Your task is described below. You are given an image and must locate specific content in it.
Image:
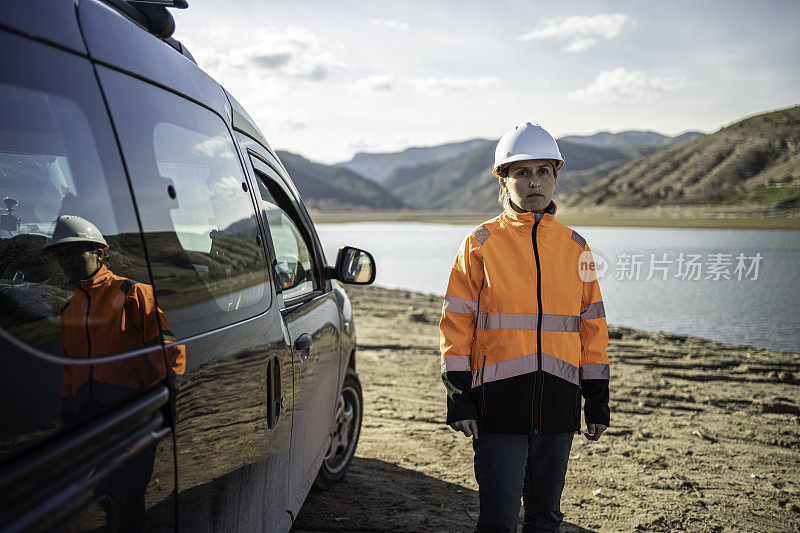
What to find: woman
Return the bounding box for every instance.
[439,122,610,532]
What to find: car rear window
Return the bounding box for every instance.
[97,68,270,340]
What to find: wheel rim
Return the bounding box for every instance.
[323,383,361,474]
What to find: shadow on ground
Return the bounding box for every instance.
[292,457,594,532]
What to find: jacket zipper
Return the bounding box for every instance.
[480,351,487,427]
[532,218,543,433]
[79,286,93,389]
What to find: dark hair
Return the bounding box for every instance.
[497,182,507,206]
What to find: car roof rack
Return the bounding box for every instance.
[102,0,188,39]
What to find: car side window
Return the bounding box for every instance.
[0,34,180,461]
[0,48,148,355]
[252,169,318,302]
[98,68,269,339]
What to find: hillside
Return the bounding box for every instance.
[337,139,489,183]
[381,139,664,210]
[561,130,703,148]
[566,106,800,210]
[382,142,497,210]
[277,151,404,210]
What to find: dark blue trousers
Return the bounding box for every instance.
[473,432,574,533]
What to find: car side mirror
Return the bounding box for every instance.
[328,246,375,285]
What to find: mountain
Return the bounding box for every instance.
[672,131,706,144]
[277,151,404,210]
[338,139,490,183]
[566,105,800,210]
[381,139,667,210]
[560,130,704,148]
[382,142,497,210]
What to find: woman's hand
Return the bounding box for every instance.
[450,419,479,440]
[584,423,607,441]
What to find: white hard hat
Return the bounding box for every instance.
[44,215,108,249]
[493,122,564,177]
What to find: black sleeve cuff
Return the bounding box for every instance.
[443,371,477,424]
[581,378,610,426]
[446,399,477,424]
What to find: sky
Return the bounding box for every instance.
[172,0,800,164]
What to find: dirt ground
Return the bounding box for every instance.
[294,286,800,532]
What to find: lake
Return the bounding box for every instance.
[316,222,800,354]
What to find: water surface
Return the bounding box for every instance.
[317,223,800,353]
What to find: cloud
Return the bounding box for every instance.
[352,75,503,95]
[353,74,396,93]
[563,38,597,53]
[192,136,236,159]
[276,119,306,131]
[518,14,633,52]
[251,53,292,69]
[251,110,308,142]
[211,175,243,201]
[185,25,344,83]
[406,76,503,95]
[243,26,344,80]
[369,18,410,33]
[292,64,329,81]
[567,68,686,103]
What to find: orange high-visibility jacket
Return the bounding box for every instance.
[440,201,610,434]
[60,265,186,405]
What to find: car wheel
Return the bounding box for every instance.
[314,367,362,489]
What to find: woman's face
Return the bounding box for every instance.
[51,243,104,282]
[501,159,556,212]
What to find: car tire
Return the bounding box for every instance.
[314,367,362,490]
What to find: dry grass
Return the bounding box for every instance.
[309,210,800,230]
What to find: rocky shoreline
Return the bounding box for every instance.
[294,285,800,532]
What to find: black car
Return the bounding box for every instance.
[0,1,375,530]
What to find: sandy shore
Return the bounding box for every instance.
[293,286,800,532]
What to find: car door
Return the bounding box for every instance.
[95,66,293,531]
[243,151,343,512]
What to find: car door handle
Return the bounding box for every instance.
[294,333,312,351]
[267,356,281,429]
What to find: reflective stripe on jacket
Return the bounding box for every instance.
[60,265,186,402]
[439,200,610,434]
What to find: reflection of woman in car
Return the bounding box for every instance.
[45,215,185,423]
[45,215,187,530]
[354,262,370,283]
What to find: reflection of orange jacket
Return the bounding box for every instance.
[60,265,185,399]
[354,265,370,283]
[440,201,610,434]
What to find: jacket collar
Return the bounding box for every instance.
[74,264,114,290]
[501,199,558,230]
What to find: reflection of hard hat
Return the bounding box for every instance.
[493,122,564,177]
[44,215,108,249]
